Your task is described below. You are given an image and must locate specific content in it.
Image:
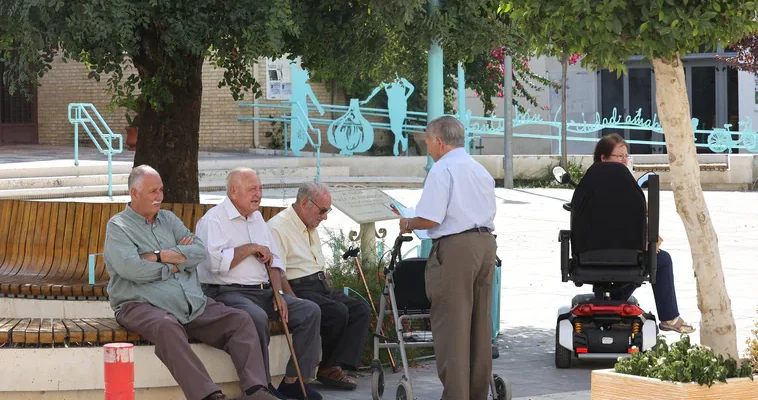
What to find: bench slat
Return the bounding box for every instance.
[40,202,61,280]
[52,318,69,344]
[3,201,30,277]
[0,318,23,344]
[70,318,99,343]
[0,200,14,269]
[61,318,83,343]
[95,318,128,342]
[11,318,32,344]
[24,318,41,345]
[39,318,54,344]
[82,318,113,343]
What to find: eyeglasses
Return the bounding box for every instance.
[309,199,332,215]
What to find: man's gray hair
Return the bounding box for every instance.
[427,115,465,147]
[296,181,330,203]
[226,167,257,192]
[128,164,160,192]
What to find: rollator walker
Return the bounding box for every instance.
[552,162,660,368]
[370,234,512,399]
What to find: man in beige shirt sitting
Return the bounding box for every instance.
[267,182,371,390]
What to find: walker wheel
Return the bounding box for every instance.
[493,374,512,400]
[396,378,413,400]
[371,363,385,400]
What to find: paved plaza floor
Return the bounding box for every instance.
[43,183,758,400]
[295,187,758,400]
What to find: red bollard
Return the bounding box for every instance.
[104,343,135,400]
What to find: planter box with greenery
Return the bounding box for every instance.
[591,335,756,400]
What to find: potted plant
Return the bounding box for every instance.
[591,333,756,399]
[107,89,143,151]
[120,93,142,150]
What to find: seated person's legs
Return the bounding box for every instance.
[653,250,694,333]
[117,299,273,400]
[591,250,694,334]
[293,283,371,389]
[183,298,276,399]
[208,288,275,382]
[116,301,220,399]
[208,286,323,400]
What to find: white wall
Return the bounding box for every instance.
[456,56,599,156]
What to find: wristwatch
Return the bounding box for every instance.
[154,250,161,263]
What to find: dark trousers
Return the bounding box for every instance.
[427,231,497,400]
[203,285,321,381]
[115,298,267,400]
[289,277,371,370]
[594,249,680,321]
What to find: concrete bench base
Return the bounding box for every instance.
[0,339,297,394]
[1,383,241,400]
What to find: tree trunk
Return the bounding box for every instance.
[651,55,738,360]
[560,53,568,168]
[132,56,203,204]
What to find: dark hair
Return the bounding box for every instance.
[593,133,627,163]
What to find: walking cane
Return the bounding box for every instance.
[264,261,308,399]
[342,247,397,371]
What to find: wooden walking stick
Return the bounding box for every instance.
[264,260,308,399]
[343,247,397,371]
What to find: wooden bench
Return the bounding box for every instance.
[0,200,284,299]
[0,317,284,347]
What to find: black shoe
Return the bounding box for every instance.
[277,379,322,400]
[268,383,288,400]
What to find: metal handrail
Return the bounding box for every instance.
[239,102,323,181]
[67,103,124,198]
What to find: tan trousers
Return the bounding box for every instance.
[426,231,496,400]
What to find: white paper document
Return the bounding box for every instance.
[392,200,431,240]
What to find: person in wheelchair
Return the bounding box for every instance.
[555,156,660,368]
[593,133,694,334]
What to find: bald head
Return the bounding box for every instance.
[226,167,258,193]
[226,167,263,217]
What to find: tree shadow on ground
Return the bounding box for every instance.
[314,325,618,400]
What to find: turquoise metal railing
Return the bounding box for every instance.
[67,103,124,198]
[238,101,323,181]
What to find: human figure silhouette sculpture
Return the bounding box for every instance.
[363,75,415,156]
[289,63,325,156]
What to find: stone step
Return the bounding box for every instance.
[0,166,350,190]
[0,156,307,180]
[0,176,423,200]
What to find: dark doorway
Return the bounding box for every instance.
[0,62,38,144]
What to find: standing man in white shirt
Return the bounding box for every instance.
[195,168,322,400]
[399,116,497,400]
[267,182,371,390]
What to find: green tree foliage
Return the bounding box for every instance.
[502,1,755,75]
[1,0,543,201]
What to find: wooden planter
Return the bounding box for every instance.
[591,368,757,400]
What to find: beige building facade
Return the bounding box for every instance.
[1,55,368,153]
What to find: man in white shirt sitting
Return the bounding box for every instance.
[195,168,322,400]
[267,182,371,390]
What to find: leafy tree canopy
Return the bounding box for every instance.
[502,0,757,75]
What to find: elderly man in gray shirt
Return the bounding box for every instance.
[104,165,277,400]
